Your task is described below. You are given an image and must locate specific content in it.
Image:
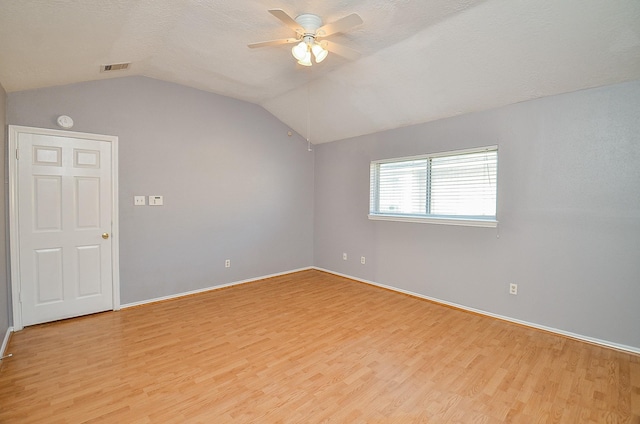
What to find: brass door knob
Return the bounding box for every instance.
[102,233,109,240]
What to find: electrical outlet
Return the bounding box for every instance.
[343,253,347,260]
[134,196,146,206]
[509,283,518,295]
[361,256,366,264]
[225,259,231,268]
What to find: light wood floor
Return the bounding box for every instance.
[1,270,638,423]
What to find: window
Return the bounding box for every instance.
[369,146,498,227]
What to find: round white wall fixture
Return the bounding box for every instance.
[56,115,74,129]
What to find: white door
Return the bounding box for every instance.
[9,126,119,328]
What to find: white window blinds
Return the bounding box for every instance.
[370,146,498,226]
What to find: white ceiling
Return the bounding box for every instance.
[1,0,639,144]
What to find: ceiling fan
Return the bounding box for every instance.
[248,9,363,66]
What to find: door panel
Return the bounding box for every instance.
[75,177,101,228]
[33,176,62,230]
[76,245,102,297]
[35,248,64,304]
[33,145,62,166]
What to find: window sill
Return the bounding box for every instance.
[368,214,498,228]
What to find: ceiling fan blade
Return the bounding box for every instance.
[268,9,303,33]
[321,40,361,61]
[248,38,299,49]
[317,13,363,37]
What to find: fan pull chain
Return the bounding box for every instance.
[307,82,312,151]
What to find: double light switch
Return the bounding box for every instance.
[134,195,163,206]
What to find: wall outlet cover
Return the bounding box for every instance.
[149,195,163,206]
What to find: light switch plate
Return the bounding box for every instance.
[134,196,146,206]
[149,195,163,206]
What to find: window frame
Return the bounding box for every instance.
[369,146,498,228]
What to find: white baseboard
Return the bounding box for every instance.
[1,326,13,358]
[121,267,314,309]
[118,265,639,355]
[313,267,640,356]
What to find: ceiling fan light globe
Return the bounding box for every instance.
[311,43,328,63]
[292,42,309,61]
[297,50,313,66]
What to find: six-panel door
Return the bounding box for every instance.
[17,132,113,326]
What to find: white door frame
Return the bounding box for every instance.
[8,125,120,331]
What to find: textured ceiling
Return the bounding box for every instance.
[1,0,639,143]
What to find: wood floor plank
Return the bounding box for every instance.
[1,269,638,423]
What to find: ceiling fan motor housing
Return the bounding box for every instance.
[295,14,323,36]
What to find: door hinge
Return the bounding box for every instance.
[16,149,19,160]
[18,291,22,302]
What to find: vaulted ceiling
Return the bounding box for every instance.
[1,0,639,143]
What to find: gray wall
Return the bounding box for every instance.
[0,82,9,337]
[5,75,639,351]
[314,80,640,350]
[7,76,314,304]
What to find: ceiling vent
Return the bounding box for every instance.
[100,63,130,72]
